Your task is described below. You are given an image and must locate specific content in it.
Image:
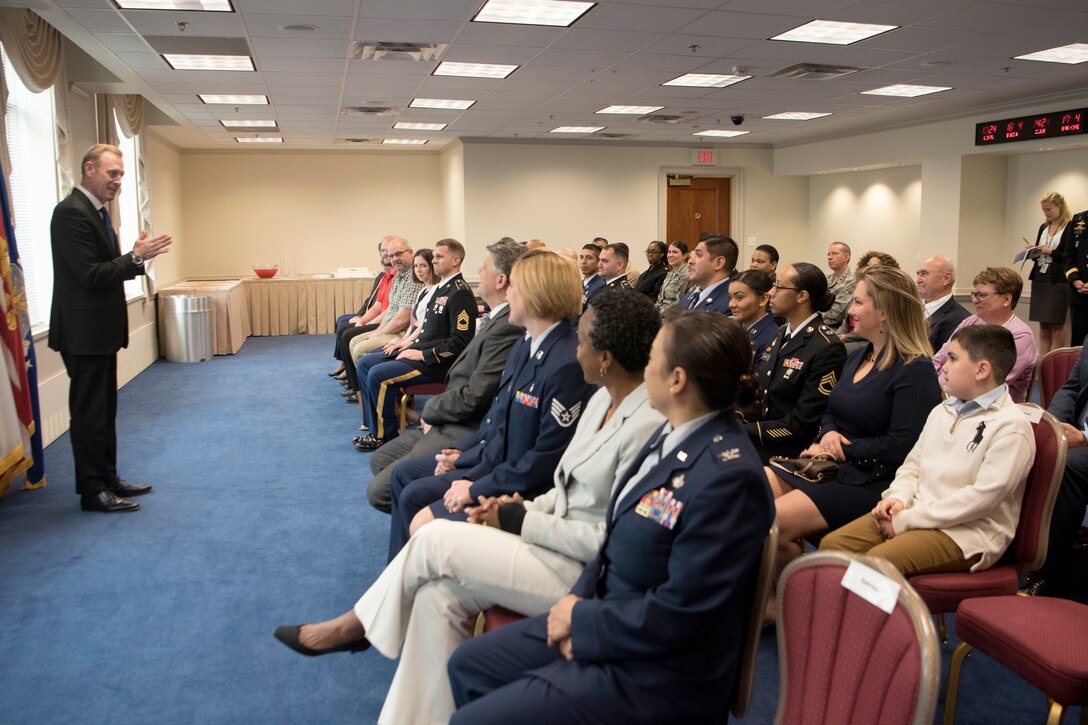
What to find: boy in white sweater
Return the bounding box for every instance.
[821,324,1035,575]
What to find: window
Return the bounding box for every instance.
[2,45,60,332]
[113,110,143,299]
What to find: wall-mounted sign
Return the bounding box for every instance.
[692,148,717,165]
[975,108,1086,146]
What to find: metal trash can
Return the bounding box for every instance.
[160,295,213,363]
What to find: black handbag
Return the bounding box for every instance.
[769,454,839,483]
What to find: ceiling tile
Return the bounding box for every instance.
[577,4,708,33]
[355,0,479,21]
[674,11,811,40]
[233,0,357,16]
[242,14,356,40]
[531,48,631,68]
[352,18,464,43]
[249,37,350,58]
[122,9,245,35]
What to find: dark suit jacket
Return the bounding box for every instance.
[48,189,143,355]
[1048,340,1088,425]
[422,305,523,429]
[1062,211,1088,308]
[677,276,733,315]
[634,264,666,299]
[927,295,971,353]
[452,323,595,501]
[524,413,772,722]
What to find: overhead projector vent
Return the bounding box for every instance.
[772,63,864,80]
[351,42,447,62]
[637,111,697,124]
[337,138,376,144]
[599,133,635,139]
[341,106,400,117]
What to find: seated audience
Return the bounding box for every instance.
[634,240,668,300]
[741,262,846,462]
[765,265,941,590]
[824,241,855,330]
[750,243,779,283]
[354,240,476,451]
[677,235,737,314]
[341,237,422,402]
[728,269,777,355]
[654,240,690,312]
[365,240,526,512]
[821,325,1034,576]
[1032,337,1088,600]
[273,290,664,724]
[444,311,774,725]
[385,249,595,559]
[578,243,603,312]
[329,238,393,377]
[916,255,970,353]
[932,266,1036,403]
[597,243,634,293]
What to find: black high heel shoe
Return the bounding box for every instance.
[273,625,371,656]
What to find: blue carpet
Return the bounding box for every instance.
[0,335,1068,724]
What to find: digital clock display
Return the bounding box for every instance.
[976,108,1087,145]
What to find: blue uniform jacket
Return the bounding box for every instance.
[526,412,774,721]
[581,275,605,311]
[677,277,733,315]
[452,322,595,501]
[747,313,778,357]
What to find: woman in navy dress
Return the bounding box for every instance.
[728,269,778,356]
[446,312,774,725]
[765,265,941,584]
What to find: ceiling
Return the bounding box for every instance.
[18,0,1088,150]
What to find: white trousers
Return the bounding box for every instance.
[354,519,581,725]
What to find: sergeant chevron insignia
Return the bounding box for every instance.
[550,399,582,428]
[456,310,471,331]
[818,371,837,395]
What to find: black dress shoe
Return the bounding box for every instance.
[344,393,359,403]
[354,435,387,452]
[110,478,152,497]
[81,491,140,513]
[273,625,370,657]
[327,367,345,377]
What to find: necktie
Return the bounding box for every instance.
[99,208,120,254]
[687,289,701,309]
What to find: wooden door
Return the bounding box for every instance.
[666,177,731,249]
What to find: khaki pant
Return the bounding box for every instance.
[820,515,980,576]
[349,332,396,364]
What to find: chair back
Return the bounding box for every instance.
[1007,406,1067,571]
[729,520,778,718]
[1038,346,1082,409]
[774,552,940,725]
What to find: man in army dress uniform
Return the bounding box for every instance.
[1063,208,1088,345]
[355,239,477,450]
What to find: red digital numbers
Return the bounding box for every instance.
[1062,113,1082,133]
[977,108,1087,145]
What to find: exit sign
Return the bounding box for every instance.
[692,148,717,165]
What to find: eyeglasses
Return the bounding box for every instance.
[772,282,801,292]
[970,290,1004,300]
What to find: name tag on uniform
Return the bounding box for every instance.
[515,390,540,409]
[635,487,684,530]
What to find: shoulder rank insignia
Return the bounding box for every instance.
[456,309,471,331]
[718,448,741,463]
[550,399,582,428]
[818,371,837,396]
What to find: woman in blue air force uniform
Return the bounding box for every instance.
[446,311,775,725]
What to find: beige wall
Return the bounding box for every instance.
[807,166,922,270]
[177,150,444,277]
[460,141,809,266]
[145,132,185,287]
[1006,147,1088,247]
[440,141,466,244]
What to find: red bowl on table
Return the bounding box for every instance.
[253,265,279,279]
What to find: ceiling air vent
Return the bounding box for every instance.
[772,63,864,80]
[341,106,401,117]
[351,42,447,62]
[637,111,698,124]
[337,138,375,144]
[599,133,635,139]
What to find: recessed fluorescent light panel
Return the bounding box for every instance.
[382,139,428,145]
[235,137,282,143]
[1015,43,1088,64]
[861,84,951,97]
[662,73,748,88]
[393,122,447,131]
[596,105,664,114]
[164,54,254,71]
[221,120,277,128]
[200,94,268,104]
[433,62,517,79]
[473,0,594,27]
[550,126,604,133]
[410,98,475,110]
[763,112,833,120]
[772,20,896,45]
[114,0,233,10]
[694,130,749,138]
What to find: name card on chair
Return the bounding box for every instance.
[841,560,900,614]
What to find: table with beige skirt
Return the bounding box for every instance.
[242,274,377,336]
[157,279,250,355]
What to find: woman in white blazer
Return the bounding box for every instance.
[274,289,664,725]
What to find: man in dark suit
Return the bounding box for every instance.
[577,243,603,313]
[354,239,477,450]
[49,144,172,513]
[1036,338,1088,599]
[366,240,527,512]
[1062,209,1088,345]
[677,235,737,314]
[916,255,970,353]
